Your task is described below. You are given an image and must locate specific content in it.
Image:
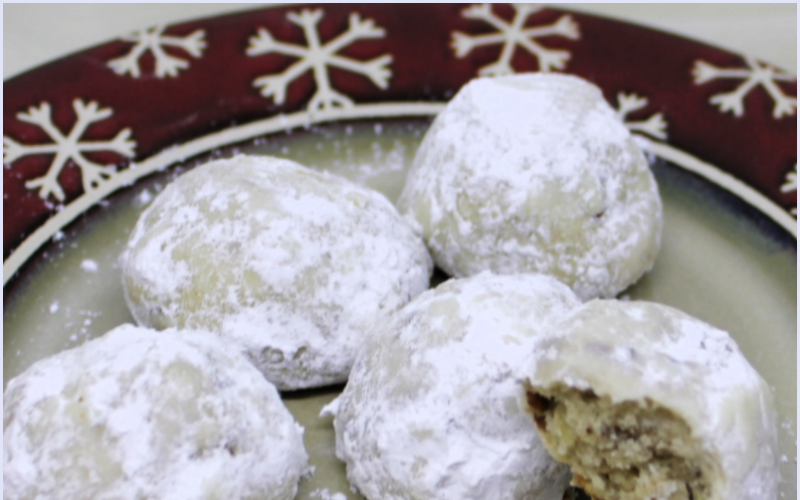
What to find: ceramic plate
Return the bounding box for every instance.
[3,4,796,499]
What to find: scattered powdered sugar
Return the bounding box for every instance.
[309,488,348,500]
[136,188,153,207]
[780,419,796,438]
[120,155,432,390]
[3,324,309,500]
[528,299,779,500]
[398,73,662,300]
[79,259,99,273]
[331,272,581,500]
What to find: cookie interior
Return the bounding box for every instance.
[525,383,720,500]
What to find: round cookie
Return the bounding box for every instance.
[398,73,662,300]
[121,155,432,390]
[3,324,309,500]
[327,272,582,500]
[524,300,778,500]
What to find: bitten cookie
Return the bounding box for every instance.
[327,272,581,500]
[524,300,778,500]
[3,324,309,500]
[398,73,662,300]
[120,155,432,390]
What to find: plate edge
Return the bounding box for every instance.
[3,102,796,287]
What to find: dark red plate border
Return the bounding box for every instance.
[4,4,796,271]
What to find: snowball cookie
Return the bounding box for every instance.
[524,300,778,500]
[326,272,582,500]
[3,324,309,500]
[398,73,662,300]
[121,155,432,390]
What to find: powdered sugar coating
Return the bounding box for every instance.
[120,155,432,390]
[3,324,309,500]
[398,73,662,300]
[327,272,582,500]
[527,300,779,500]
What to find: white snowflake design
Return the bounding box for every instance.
[780,164,797,216]
[108,25,206,78]
[3,99,136,202]
[692,56,796,119]
[615,93,668,140]
[246,9,392,111]
[451,3,579,76]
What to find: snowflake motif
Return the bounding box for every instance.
[692,56,796,119]
[108,25,206,78]
[246,9,392,111]
[451,3,580,76]
[780,164,797,216]
[614,93,668,140]
[3,99,136,202]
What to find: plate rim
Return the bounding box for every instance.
[3,101,797,287]
[3,4,797,288]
